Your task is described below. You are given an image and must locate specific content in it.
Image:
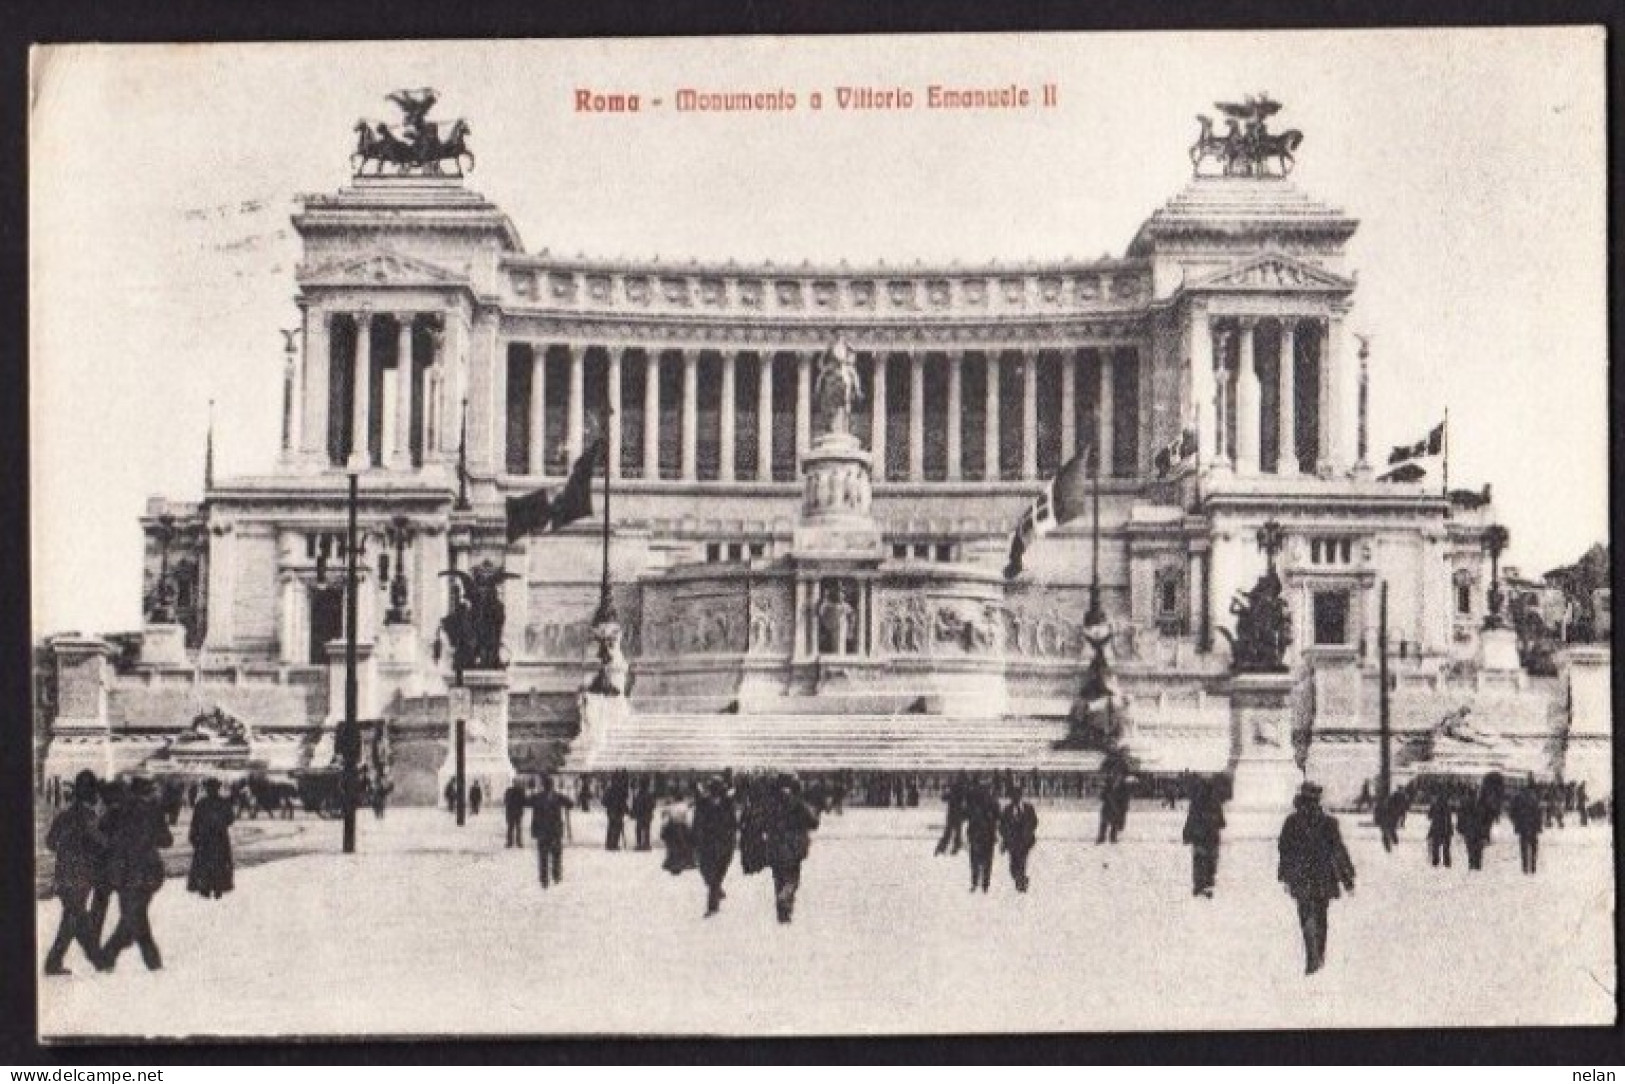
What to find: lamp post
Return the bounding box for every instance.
[382,516,413,625]
[1377,580,1392,805]
[341,470,362,854]
[1482,523,1510,630]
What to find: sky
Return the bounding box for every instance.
[28,30,1609,638]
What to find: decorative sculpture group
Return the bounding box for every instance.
[437,560,518,678]
[1224,521,1294,674]
[1190,93,1303,178]
[352,89,475,177]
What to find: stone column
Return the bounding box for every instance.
[757,351,774,480]
[607,347,623,480]
[1191,310,1218,470]
[529,345,547,475]
[644,350,661,480]
[946,351,963,480]
[908,352,925,482]
[1214,329,1232,470]
[391,316,415,469]
[1021,350,1038,479]
[795,350,813,465]
[1319,313,1345,475]
[301,305,330,459]
[681,348,698,482]
[439,312,466,457]
[1236,318,1261,474]
[1060,350,1078,462]
[870,352,888,477]
[719,349,736,482]
[984,350,1002,481]
[349,312,373,470]
[1098,348,1115,476]
[566,345,585,466]
[1278,320,1298,475]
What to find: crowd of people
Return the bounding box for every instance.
[42,770,237,977]
[43,760,1602,980]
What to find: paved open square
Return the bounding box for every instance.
[36,806,1614,1037]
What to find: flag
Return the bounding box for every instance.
[504,437,602,541]
[504,487,552,543]
[1379,420,1445,482]
[1004,449,1094,579]
[547,437,601,530]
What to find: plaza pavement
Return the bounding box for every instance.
[35,805,1615,1037]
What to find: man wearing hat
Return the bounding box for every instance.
[692,776,739,917]
[101,776,174,971]
[42,770,108,975]
[762,774,821,924]
[997,783,1039,892]
[1276,780,1356,975]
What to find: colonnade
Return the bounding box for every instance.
[507,344,1140,483]
[1191,313,1338,476]
[302,310,457,470]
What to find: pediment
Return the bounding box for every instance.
[1188,252,1353,294]
[298,249,465,287]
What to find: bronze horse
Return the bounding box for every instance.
[1190,115,1303,177]
[351,118,475,176]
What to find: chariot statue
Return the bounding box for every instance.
[1190,93,1303,178]
[352,88,475,177]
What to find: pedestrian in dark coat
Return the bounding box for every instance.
[603,775,630,851]
[964,780,1000,893]
[1457,796,1490,871]
[101,777,174,971]
[997,785,1039,892]
[632,779,657,851]
[1182,778,1227,897]
[577,776,595,814]
[1576,782,1590,826]
[1426,794,1454,868]
[529,777,574,889]
[43,771,108,975]
[444,778,457,814]
[692,778,738,916]
[935,774,966,857]
[1097,774,1129,844]
[1374,790,1401,852]
[502,779,527,847]
[186,778,235,899]
[1508,787,1542,874]
[469,781,483,816]
[1276,781,1356,975]
[762,776,821,923]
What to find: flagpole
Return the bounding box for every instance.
[1086,440,1104,627]
[594,395,615,626]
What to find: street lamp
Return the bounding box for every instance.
[340,470,365,854]
[382,516,414,625]
[1482,523,1510,630]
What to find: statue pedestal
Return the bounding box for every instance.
[793,431,882,559]
[138,623,188,668]
[438,669,515,798]
[376,622,425,700]
[42,636,116,784]
[1227,672,1301,812]
[569,691,630,774]
[1478,626,1521,673]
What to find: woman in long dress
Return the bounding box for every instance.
[187,778,236,899]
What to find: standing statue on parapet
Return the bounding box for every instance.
[815,336,863,437]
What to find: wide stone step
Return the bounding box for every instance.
[564,711,1105,774]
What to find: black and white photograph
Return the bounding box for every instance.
[27,30,1612,1039]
